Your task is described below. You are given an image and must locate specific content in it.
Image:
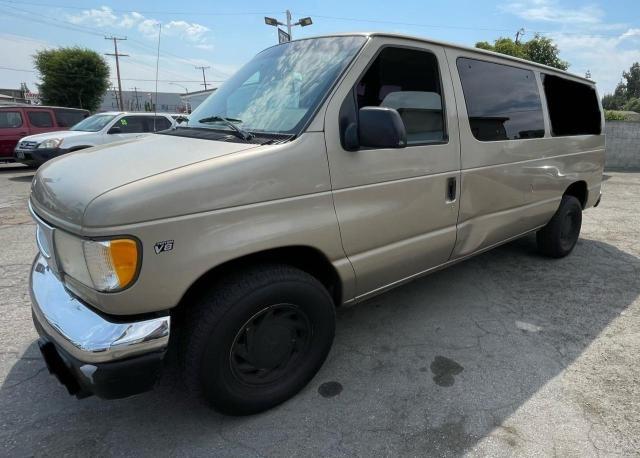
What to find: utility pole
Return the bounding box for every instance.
[131,86,140,111]
[515,28,525,45]
[195,66,210,90]
[105,36,128,111]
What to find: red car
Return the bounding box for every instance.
[0,106,89,162]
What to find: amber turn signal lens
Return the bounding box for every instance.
[109,239,139,289]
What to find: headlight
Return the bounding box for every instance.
[83,239,139,291]
[37,138,63,149]
[54,231,140,292]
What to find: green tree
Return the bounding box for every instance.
[476,37,527,59]
[622,62,640,99]
[623,97,640,113]
[602,82,628,110]
[475,34,569,70]
[34,47,110,111]
[601,62,640,110]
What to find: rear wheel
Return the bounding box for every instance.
[182,264,335,415]
[536,195,582,258]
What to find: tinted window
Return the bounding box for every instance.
[543,74,601,136]
[457,58,545,141]
[27,110,54,128]
[116,116,148,133]
[0,111,22,128]
[357,47,445,144]
[152,116,172,131]
[54,109,87,128]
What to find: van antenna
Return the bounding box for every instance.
[154,22,162,131]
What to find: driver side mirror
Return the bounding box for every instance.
[108,126,122,134]
[345,106,407,150]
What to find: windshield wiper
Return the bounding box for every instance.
[197,116,254,141]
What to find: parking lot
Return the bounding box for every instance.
[0,163,638,456]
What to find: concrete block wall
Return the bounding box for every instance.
[605,121,640,170]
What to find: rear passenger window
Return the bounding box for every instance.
[457,58,545,141]
[0,111,22,128]
[27,111,54,128]
[357,47,446,145]
[151,117,172,131]
[117,116,148,133]
[54,109,87,128]
[542,74,601,136]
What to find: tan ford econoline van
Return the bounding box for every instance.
[28,33,604,414]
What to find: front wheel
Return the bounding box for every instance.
[536,195,582,258]
[182,264,335,415]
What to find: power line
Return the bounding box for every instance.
[0,0,634,39]
[0,65,223,83]
[0,3,232,81]
[0,0,279,16]
[302,13,635,38]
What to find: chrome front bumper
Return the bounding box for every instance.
[30,254,170,364]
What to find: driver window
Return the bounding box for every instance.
[357,47,446,144]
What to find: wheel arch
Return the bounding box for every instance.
[174,245,344,315]
[563,180,588,209]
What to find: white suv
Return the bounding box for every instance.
[14,112,176,166]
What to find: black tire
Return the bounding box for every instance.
[182,264,335,415]
[536,195,582,258]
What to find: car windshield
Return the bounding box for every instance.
[70,114,117,132]
[187,36,366,135]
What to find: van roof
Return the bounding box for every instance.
[282,32,594,85]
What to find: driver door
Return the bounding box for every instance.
[324,37,461,299]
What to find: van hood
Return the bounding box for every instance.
[30,133,259,228]
[22,130,92,143]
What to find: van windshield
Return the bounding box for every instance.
[71,114,117,132]
[187,36,366,135]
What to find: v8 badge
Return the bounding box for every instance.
[154,240,174,254]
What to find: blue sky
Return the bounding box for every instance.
[1,0,639,95]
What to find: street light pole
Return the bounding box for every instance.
[169,82,190,113]
[264,11,313,42]
[286,10,292,37]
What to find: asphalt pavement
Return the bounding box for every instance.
[1,163,638,456]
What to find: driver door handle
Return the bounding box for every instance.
[446,177,457,203]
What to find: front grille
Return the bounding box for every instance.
[18,140,38,150]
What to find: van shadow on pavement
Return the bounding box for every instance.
[1,235,638,455]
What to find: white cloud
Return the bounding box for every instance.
[550,29,640,94]
[67,6,118,28]
[67,6,213,49]
[164,21,210,43]
[194,43,215,51]
[138,18,161,39]
[121,12,144,29]
[502,0,603,24]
